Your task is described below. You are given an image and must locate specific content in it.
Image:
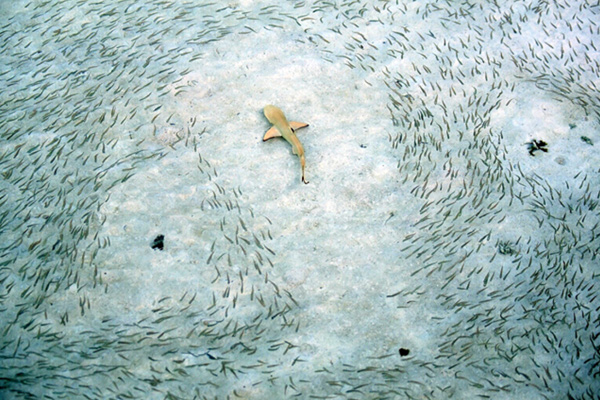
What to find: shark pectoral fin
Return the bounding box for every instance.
[263,126,282,141]
[290,121,309,131]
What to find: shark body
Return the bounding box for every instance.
[262,105,310,184]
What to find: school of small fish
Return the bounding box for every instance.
[1,0,599,399]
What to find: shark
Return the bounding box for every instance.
[262,104,310,184]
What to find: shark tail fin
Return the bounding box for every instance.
[263,126,282,141]
[301,155,308,184]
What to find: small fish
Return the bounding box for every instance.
[262,105,310,184]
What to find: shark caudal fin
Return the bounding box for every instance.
[301,167,308,184]
[300,155,308,184]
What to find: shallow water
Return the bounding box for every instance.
[1,0,600,399]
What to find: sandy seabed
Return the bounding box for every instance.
[1,0,600,399]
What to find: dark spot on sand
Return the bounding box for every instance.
[526,139,548,156]
[151,234,164,250]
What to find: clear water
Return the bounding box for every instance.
[1,0,599,399]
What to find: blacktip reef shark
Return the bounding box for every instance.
[262,104,310,184]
